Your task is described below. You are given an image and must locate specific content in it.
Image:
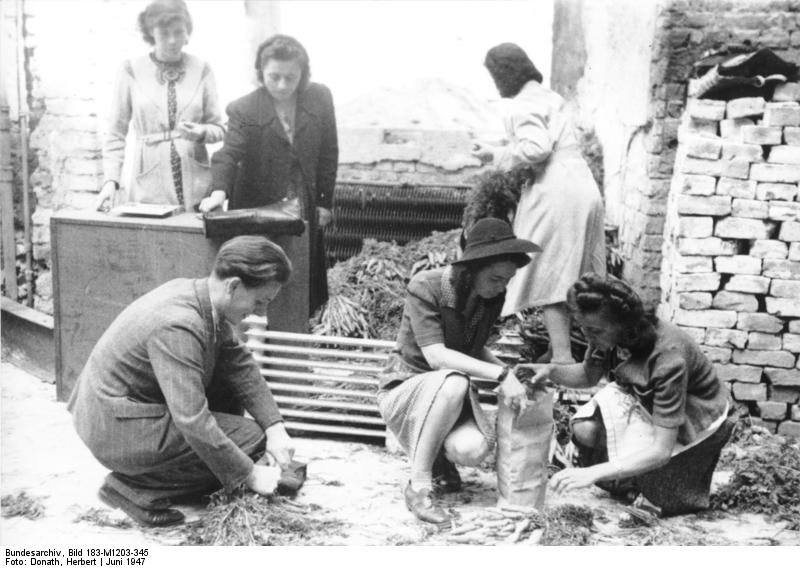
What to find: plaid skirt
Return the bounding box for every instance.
[377,366,495,461]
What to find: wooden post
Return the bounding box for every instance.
[0,0,18,300]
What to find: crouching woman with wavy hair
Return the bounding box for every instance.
[527,273,735,516]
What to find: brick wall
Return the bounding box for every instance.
[660,89,800,437]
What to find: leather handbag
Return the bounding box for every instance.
[202,197,305,238]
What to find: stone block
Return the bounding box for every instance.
[784,126,800,145]
[750,418,778,433]
[751,239,789,259]
[685,136,721,160]
[689,99,726,121]
[783,333,800,353]
[765,367,800,386]
[732,382,767,401]
[752,163,800,183]
[757,401,788,420]
[679,292,712,310]
[771,279,800,298]
[675,272,722,291]
[773,82,800,102]
[685,117,719,137]
[769,386,800,403]
[731,199,769,219]
[779,221,800,241]
[714,255,761,275]
[790,243,800,261]
[737,312,784,333]
[768,145,800,164]
[768,201,800,221]
[726,275,770,294]
[766,297,800,317]
[756,182,797,201]
[748,332,783,350]
[716,363,763,383]
[763,102,800,127]
[720,117,755,140]
[713,291,758,312]
[716,177,756,198]
[679,175,716,195]
[726,97,766,119]
[733,350,795,368]
[791,321,800,334]
[778,421,800,437]
[715,217,769,239]
[674,309,736,328]
[701,346,732,363]
[741,125,783,145]
[678,216,713,237]
[680,157,723,177]
[677,237,735,256]
[676,256,713,273]
[721,159,751,179]
[705,328,748,349]
[793,404,800,421]
[677,195,732,216]
[763,259,800,279]
[721,142,764,162]
[679,326,706,344]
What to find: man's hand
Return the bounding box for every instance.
[198,190,226,213]
[245,463,281,495]
[498,373,528,418]
[265,422,295,468]
[317,207,333,227]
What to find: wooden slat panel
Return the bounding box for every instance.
[283,421,386,438]
[247,328,395,349]
[267,381,376,399]
[261,368,377,386]
[252,353,385,374]
[253,343,390,361]
[272,394,379,413]
[280,408,385,425]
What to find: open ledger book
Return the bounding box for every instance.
[110,203,182,218]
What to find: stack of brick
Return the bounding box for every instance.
[660,83,800,437]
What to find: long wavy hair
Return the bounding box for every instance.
[566,273,658,357]
[484,43,543,98]
[449,253,530,313]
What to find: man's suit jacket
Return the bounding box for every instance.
[67,278,283,491]
[209,83,339,212]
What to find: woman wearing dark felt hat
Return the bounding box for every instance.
[377,218,543,525]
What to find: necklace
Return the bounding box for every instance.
[149,53,186,85]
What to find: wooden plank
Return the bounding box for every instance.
[246,327,395,349]
[254,343,390,361]
[279,408,385,426]
[283,421,386,438]
[272,395,378,413]
[266,381,376,399]
[251,353,385,374]
[261,368,378,386]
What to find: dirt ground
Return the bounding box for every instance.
[1,360,798,547]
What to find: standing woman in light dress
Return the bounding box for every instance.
[473,42,606,365]
[96,0,225,212]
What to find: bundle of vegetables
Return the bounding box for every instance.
[312,230,460,340]
[1,490,45,520]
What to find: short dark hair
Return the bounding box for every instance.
[137,0,193,45]
[254,35,311,91]
[213,236,293,288]
[484,43,543,98]
[567,273,657,357]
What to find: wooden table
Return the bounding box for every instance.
[51,210,309,401]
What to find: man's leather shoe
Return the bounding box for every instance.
[98,484,184,527]
[432,453,462,493]
[403,482,450,526]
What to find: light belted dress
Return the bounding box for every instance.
[494,80,606,315]
[102,53,225,211]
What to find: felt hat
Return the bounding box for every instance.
[453,218,540,265]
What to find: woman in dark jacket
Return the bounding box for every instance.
[202,35,338,314]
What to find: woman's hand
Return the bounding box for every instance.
[499,373,528,417]
[471,142,495,164]
[95,180,118,211]
[198,190,226,213]
[518,363,555,391]
[177,121,207,142]
[317,207,332,227]
[549,466,601,494]
[265,422,295,468]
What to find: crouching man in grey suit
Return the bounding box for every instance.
[68,236,296,527]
